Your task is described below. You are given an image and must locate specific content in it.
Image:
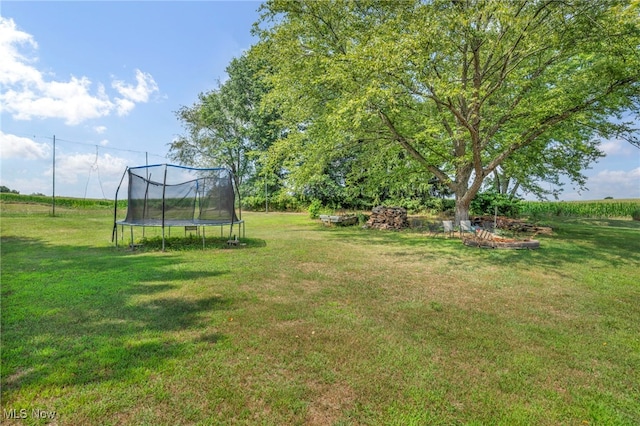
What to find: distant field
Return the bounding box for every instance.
[2,200,639,425]
[520,198,640,219]
[0,193,126,210]
[3,193,639,220]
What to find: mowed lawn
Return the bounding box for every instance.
[1,202,639,425]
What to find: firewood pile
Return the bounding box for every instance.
[471,216,553,235]
[365,206,410,230]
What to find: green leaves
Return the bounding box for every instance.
[169,52,283,199]
[255,0,640,217]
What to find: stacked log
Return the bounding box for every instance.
[471,216,553,235]
[366,206,410,230]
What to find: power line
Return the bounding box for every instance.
[56,136,168,159]
[9,132,169,159]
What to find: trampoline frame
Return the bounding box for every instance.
[112,164,243,250]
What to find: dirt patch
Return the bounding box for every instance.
[305,383,355,425]
[2,367,35,390]
[305,381,356,425]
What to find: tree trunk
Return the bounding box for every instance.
[509,181,520,198]
[454,194,471,224]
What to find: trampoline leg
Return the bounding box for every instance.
[130,226,134,249]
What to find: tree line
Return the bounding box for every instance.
[169,0,640,221]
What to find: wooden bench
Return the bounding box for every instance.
[476,229,495,240]
[320,214,358,226]
[184,225,199,236]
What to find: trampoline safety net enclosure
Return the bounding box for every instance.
[113,164,244,249]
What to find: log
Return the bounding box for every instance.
[365,206,410,230]
[470,216,552,235]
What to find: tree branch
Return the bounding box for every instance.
[486,76,638,173]
[377,109,453,188]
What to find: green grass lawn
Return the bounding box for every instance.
[1,202,639,425]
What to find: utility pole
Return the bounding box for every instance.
[52,135,56,216]
[265,177,268,213]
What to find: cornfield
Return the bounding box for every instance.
[0,193,127,209]
[521,199,640,219]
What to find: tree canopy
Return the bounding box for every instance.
[254,0,640,221]
[168,53,281,194]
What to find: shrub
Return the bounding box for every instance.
[632,209,640,221]
[357,212,370,225]
[471,191,521,217]
[270,192,301,211]
[242,193,301,212]
[241,195,266,212]
[308,199,322,219]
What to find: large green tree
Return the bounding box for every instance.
[169,53,280,194]
[255,0,640,221]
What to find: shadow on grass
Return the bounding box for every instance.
[130,236,268,252]
[315,219,640,270]
[1,236,236,392]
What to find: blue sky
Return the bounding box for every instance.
[1,1,261,199]
[1,1,639,201]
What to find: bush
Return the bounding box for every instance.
[357,212,370,225]
[471,191,521,217]
[242,195,267,212]
[270,192,301,211]
[632,209,640,221]
[308,199,322,219]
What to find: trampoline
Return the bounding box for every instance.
[112,164,244,250]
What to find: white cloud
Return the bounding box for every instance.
[113,69,159,103]
[0,131,50,159]
[0,17,159,125]
[0,17,40,86]
[114,98,136,116]
[2,77,115,125]
[94,126,107,134]
[45,152,129,184]
[577,167,640,200]
[0,175,50,196]
[600,139,633,156]
[1,154,130,198]
[547,164,640,201]
[595,168,640,184]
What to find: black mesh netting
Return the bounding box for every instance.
[119,164,238,226]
